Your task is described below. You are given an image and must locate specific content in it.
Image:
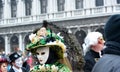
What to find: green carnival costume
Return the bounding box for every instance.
[26,21,72,72]
[30,62,71,72]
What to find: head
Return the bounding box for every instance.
[104,14,120,43]
[83,32,105,55]
[33,43,65,64]
[14,47,19,52]
[36,46,49,64]
[26,25,66,64]
[0,56,8,72]
[9,52,23,69]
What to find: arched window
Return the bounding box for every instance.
[11,0,17,17]
[117,0,120,4]
[57,0,65,11]
[10,35,18,52]
[0,36,5,52]
[40,0,47,14]
[25,0,32,16]
[95,0,104,6]
[75,0,83,9]
[0,0,3,19]
[24,34,30,47]
[75,30,86,47]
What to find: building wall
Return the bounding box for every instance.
[0,0,120,54]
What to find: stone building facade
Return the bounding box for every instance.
[0,0,120,54]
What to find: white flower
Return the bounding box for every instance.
[51,65,58,72]
[29,33,36,41]
[57,32,63,39]
[39,64,46,71]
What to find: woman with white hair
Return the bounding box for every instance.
[83,32,105,72]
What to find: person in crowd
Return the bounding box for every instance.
[26,52,33,68]
[92,14,120,72]
[22,52,31,72]
[26,20,72,72]
[14,47,23,56]
[0,55,9,72]
[22,60,30,72]
[82,32,105,72]
[9,52,27,72]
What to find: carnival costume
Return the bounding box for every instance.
[26,21,72,72]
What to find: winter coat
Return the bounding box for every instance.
[83,49,100,72]
[92,41,120,72]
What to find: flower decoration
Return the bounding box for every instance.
[30,64,59,72]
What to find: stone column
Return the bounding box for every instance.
[17,0,25,17]
[84,0,93,8]
[111,0,116,5]
[64,0,75,17]
[47,0,57,13]
[104,0,112,6]
[87,27,91,33]
[32,0,40,15]
[19,34,23,51]
[65,0,75,11]
[3,0,11,19]
[5,35,10,54]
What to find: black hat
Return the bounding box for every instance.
[9,52,21,62]
[104,14,120,42]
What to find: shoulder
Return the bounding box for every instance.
[9,68,15,72]
[84,51,94,61]
[21,67,27,72]
[92,54,120,72]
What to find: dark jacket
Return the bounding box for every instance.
[22,61,30,72]
[9,67,27,72]
[83,49,100,72]
[92,41,120,72]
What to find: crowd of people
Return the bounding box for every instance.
[0,47,32,72]
[0,14,120,72]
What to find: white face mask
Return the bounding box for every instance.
[15,57,23,68]
[36,47,49,64]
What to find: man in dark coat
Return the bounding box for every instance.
[83,32,105,72]
[9,52,27,72]
[92,14,120,72]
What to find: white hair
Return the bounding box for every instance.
[83,32,103,56]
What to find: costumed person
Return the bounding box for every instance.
[82,32,105,72]
[9,52,27,72]
[92,14,120,72]
[26,21,72,72]
[0,55,9,72]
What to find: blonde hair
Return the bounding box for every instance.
[59,57,72,71]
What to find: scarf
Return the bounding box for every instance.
[103,41,120,55]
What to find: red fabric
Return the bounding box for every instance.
[0,58,7,63]
[27,56,33,68]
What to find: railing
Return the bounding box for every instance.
[0,4,120,27]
